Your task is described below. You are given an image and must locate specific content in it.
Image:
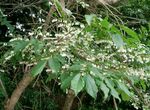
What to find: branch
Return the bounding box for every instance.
[0,78,8,100]
[4,73,34,110]
[43,5,56,31]
[113,97,118,110]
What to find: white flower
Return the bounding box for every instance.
[37,26,42,29]
[80,24,85,28]
[62,64,69,69]
[28,32,34,36]
[118,47,126,53]
[38,18,42,23]
[52,19,58,22]
[49,1,52,5]
[58,23,64,27]
[16,22,23,29]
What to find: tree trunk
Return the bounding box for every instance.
[4,73,34,110]
[62,89,75,110]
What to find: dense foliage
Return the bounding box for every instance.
[0,0,150,110]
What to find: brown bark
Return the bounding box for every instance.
[4,73,34,110]
[43,5,55,31]
[62,89,75,110]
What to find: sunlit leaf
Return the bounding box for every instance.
[121,91,130,101]
[101,18,112,29]
[112,34,124,48]
[121,26,140,44]
[121,26,138,38]
[53,0,65,17]
[85,14,95,25]
[140,80,146,91]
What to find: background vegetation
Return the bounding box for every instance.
[0,0,150,110]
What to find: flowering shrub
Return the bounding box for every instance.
[1,15,150,109]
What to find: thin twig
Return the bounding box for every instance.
[0,78,8,99]
[113,97,118,110]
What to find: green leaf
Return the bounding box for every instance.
[0,16,14,32]
[46,73,57,83]
[89,66,99,74]
[111,34,124,48]
[89,66,104,80]
[85,14,95,25]
[117,81,131,97]
[85,74,98,99]
[105,79,121,101]
[69,64,82,71]
[55,54,66,64]
[121,91,130,101]
[111,88,121,101]
[121,26,138,37]
[31,39,44,55]
[100,82,109,100]
[61,73,75,90]
[53,0,66,18]
[101,18,112,29]
[10,40,29,53]
[48,57,61,73]
[121,26,140,42]
[140,80,146,91]
[111,26,121,35]
[71,74,85,95]
[31,60,47,77]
